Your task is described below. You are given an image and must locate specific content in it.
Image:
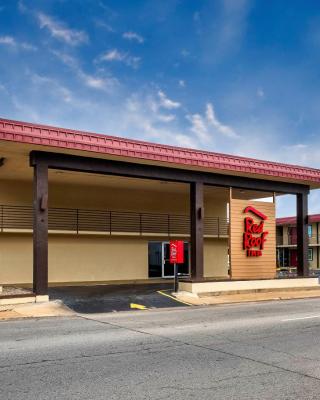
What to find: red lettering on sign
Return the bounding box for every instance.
[243,207,269,257]
[170,240,184,264]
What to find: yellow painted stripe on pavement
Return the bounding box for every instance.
[130,303,148,310]
[157,290,193,306]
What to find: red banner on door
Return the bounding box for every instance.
[169,240,184,264]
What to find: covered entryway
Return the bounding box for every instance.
[30,150,310,297]
[0,119,316,303]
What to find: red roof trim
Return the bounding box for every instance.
[1,117,320,184]
[276,214,320,225]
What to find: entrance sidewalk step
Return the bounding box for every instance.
[176,288,320,306]
[198,286,320,298]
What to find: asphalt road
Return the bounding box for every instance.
[2,298,320,399]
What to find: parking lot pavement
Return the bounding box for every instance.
[49,283,190,313]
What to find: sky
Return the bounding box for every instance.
[0,0,320,217]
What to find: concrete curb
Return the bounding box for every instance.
[175,289,320,306]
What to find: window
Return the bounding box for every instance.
[308,225,313,238]
[308,248,313,262]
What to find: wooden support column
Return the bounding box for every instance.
[190,181,204,280]
[33,162,48,295]
[296,192,309,277]
[317,222,319,269]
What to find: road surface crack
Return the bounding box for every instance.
[79,315,320,384]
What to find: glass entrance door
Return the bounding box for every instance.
[148,241,190,278]
[162,242,190,278]
[162,242,174,278]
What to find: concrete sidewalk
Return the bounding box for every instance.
[175,287,320,305]
[2,286,320,321]
[0,300,75,320]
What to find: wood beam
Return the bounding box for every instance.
[33,162,48,295]
[296,192,309,277]
[30,151,310,195]
[190,182,204,280]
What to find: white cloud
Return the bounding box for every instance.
[20,42,37,51]
[0,36,15,46]
[37,12,88,46]
[0,35,37,51]
[79,71,117,91]
[206,103,238,138]
[122,31,144,43]
[99,49,141,68]
[17,0,27,13]
[186,113,210,142]
[51,50,77,68]
[181,49,190,57]
[158,90,181,109]
[186,102,239,144]
[193,11,201,22]
[142,91,180,123]
[257,88,265,98]
[94,19,115,32]
[124,94,197,148]
[52,50,118,92]
[30,73,72,103]
[286,143,308,150]
[200,0,251,63]
[0,83,7,92]
[157,114,176,123]
[101,49,125,62]
[140,90,181,123]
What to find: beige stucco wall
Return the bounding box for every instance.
[0,179,227,217]
[0,234,228,285]
[204,238,229,278]
[0,234,32,284]
[309,247,318,269]
[0,234,148,284]
[282,225,289,245]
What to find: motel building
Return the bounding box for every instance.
[276,214,320,273]
[1,117,320,303]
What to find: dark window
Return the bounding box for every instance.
[148,242,162,277]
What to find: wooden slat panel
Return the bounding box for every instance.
[230,198,276,279]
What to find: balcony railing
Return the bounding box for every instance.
[288,235,297,245]
[0,205,229,237]
[276,234,319,246]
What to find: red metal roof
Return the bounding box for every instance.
[276,214,320,225]
[1,117,320,185]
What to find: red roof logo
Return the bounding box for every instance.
[244,206,268,221]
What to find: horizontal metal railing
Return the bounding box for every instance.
[276,234,319,246]
[0,205,229,237]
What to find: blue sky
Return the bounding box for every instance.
[0,0,320,216]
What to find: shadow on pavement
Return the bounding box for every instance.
[49,283,189,313]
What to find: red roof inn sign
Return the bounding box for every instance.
[243,206,269,257]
